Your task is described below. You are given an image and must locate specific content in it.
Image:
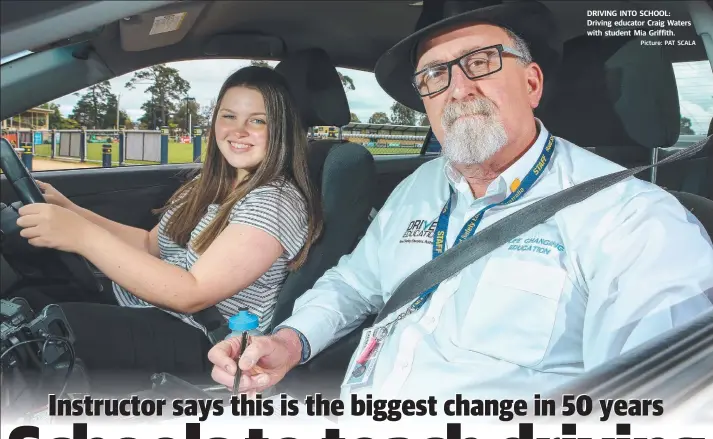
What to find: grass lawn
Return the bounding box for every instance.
[34,142,203,165]
[368,147,421,155]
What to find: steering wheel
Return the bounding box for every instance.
[0,138,102,293]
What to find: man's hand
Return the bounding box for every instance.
[209,328,303,393]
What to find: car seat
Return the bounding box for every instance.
[537,35,713,236]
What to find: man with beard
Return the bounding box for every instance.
[208,1,713,402]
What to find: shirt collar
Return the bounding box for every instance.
[444,118,551,201]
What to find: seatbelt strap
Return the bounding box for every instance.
[192,306,231,345]
[374,136,711,324]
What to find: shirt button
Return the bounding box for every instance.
[401,361,410,369]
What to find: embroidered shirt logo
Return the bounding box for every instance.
[400,218,439,244]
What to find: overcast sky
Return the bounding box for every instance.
[51,59,399,126]
[51,59,713,135]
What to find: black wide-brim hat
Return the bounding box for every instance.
[374,0,563,113]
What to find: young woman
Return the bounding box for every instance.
[14,66,322,389]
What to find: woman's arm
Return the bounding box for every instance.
[77,222,284,313]
[71,205,159,257]
[37,180,159,256]
[19,183,303,314]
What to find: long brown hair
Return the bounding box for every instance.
[156,66,323,269]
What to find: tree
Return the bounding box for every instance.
[418,113,430,126]
[126,64,191,130]
[48,103,63,129]
[70,81,113,128]
[338,72,355,91]
[680,116,696,135]
[138,98,175,130]
[174,99,202,133]
[201,98,217,125]
[350,112,361,123]
[42,102,82,129]
[61,118,81,129]
[368,112,390,124]
[122,118,135,130]
[390,101,416,126]
[250,60,272,69]
[102,93,131,129]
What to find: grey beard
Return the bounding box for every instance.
[441,99,508,165]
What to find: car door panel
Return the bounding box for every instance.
[0,164,199,231]
[1,155,435,230]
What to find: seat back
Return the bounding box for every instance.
[669,189,713,238]
[537,35,680,168]
[537,34,713,199]
[537,35,713,232]
[268,49,377,331]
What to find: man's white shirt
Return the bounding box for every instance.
[280,119,713,404]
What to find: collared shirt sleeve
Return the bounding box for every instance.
[272,325,311,364]
[581,187,713,370]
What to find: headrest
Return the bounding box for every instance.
[536,35,680,149]
[275,48,351,129]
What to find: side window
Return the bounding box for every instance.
[337,67,429,156]
[0,59,438,172]
[672,60,713,141]
[1,58,257,172]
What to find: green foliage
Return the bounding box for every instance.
[126,64,191,130]
[70,81,113,128]
[390,101,416,126]
[368,112,390,124]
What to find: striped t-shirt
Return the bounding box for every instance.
[112,180,309,334]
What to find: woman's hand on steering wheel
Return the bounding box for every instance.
[35,180,75,210]
[16,202,100,254]
[1,138,103,293]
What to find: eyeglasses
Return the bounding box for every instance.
[412,44,525,97]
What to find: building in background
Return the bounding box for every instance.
[337,123,429,149]
[312,126,339,138]
[1,107,53,130]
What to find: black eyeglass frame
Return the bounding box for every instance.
[412,43,525,98]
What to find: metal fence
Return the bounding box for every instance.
[125,131,161,162]
[58,130,82,159]
[1,125,428,167]
[1,128,164,165]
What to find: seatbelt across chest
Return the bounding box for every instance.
[374,136,711,324]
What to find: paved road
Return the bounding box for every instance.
[31,158,98,171]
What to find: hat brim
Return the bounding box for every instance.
[374,1,562,113]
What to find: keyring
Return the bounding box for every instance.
[374,326,389,340]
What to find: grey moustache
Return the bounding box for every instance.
[442,99,496,127]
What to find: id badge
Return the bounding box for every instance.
[344,326,389,387]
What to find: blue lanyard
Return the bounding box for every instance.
[411,133,555,311]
